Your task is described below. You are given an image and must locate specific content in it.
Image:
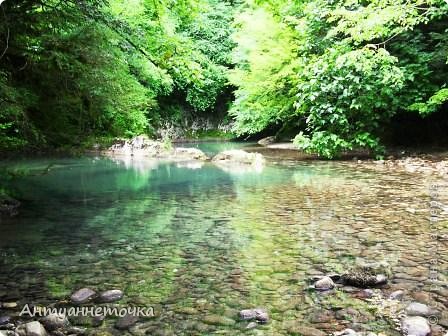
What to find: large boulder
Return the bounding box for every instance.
[212,150,265,167]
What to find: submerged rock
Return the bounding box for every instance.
[0,316,11,326]
[212,150,265,166]
[341,269,388,288]
[40,313,69,331]
[97,289,123,303]
[287,326,326,336]
[314,276,335,291]
[70,288,96,304]
[115,314,139,330]
[401,316,431,336]
[405,302,437,317]
[203,315,236,326]
[334,329,358,336]
[238,308,269,323]
[16,321,48,336]
[389,290,405,300]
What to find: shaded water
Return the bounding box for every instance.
[0,145,447,335]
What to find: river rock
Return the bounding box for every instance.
[0,316,11,326]
[246,322,258,329]
[288,326,326,336]
[342,270,387,288]
[401,316,431,336]
[65,327,86,335]
[203,315,236,326]
[258,136,276,146]
[17,321,48,336]
[173,148,208,161]
[40,313,69,331]
[405,302,436,317]
[115,314,139,330]
[97,289,123,303]
[1,303,17,309]
[70,288,96,304]
[335,329,358,336]
[389,290,405,300]
[238,308,268,323]
[314,276,335,291]
[239,309,256,320]
[212,150,265,166]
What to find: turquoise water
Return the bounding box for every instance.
[0,148,447,335]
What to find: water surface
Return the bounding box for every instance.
[0,147,447,335]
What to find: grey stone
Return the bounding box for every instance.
[401,316,431,336]
[212,150,265,166]
[65,327,86,335]
[0,317,11,326]
[389,290,405,300]
[97,290,123,303]
[25,321,47,336]
[335,329,358,336]
[115,314,139,330]
[246,322,258,329]
[254,308,269,323]
[239,309,256,320]
[70,288,96,304]
[405,302,436,317]
[314,276,335,291]
[40,313,69,331]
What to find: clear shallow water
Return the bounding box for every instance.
[0,149,447,335]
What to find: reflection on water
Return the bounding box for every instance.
[0,153,447,335]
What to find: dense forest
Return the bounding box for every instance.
[0,0,447,157]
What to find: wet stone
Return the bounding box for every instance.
[40,313,69,331]
[314,276,335,291]
[115,314,139,330]
[389,290,405,300]
[0,317,11,326]
[97,290,123,303]
[401,316,431,336]
[202,315,236,326]
[70,288,96,304]
[405,302,436,317]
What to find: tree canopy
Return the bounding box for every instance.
[1,0,447,156]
